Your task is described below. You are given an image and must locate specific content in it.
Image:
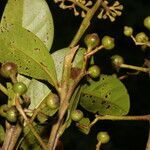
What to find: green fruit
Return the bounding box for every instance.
[144,16,150,30]
[135,32,148,43]
[123,26,133,36]
[71,109,84,122]
[111,55,124,68]
[46,94,60,109]
[0,62,17,78]
[6,107,18,123]
[102,36,115,50]
[13,82,27,95]
[97,131,110,144]
[84,33,100,50]
[88,65,101,78]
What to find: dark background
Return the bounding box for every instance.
[0,0,150,150]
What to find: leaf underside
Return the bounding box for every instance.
[52,47,86,81]
[1,0,54,50]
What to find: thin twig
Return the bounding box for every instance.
[89,115,150,128]
[96,141,102,150]
[120,64,150,73]
[70,0,103,48]
[2,122,14,150]
[15,96,48,150]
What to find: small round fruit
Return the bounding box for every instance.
[46,94,60,109]
[13,82,27,95]
[97,131,110,144]
[84,33,100,50]
[6,107,18,123]
[123,26,133,36]
[88,65,101,78]
[71,109,84,122]
[0,62,17,78]
[144,16,150,30]
[135,32,148,43]
[111,55,124,68]
[102,36,115,50]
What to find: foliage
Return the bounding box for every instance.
[0,0,149,150]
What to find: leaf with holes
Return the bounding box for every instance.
[1,0,54,50]
[80,75,130,115]
[0,26,57,87]
[52,47,86,81]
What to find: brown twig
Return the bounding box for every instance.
[15,96,48,150]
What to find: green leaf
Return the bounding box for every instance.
[26,79,51,110]
[52,47,86,81]
[18,76,58,117]
[1,0,54,50]
[22,0,54,50]
[0,124,5,145]
[0,26,57,87]
[80,75,130,115]
[1,0,23,26]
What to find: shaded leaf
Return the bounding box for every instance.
[26,79,51,110]
[1,0,54,50]
[0,26,57,87]
[80,75,130,115]
[23,79,57,117]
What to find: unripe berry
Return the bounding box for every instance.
[111,55,124,68]
[13,82,27,95]
[102,36,115,50]
[6,107,18,123]
[0,62,17,78]
[123,26,133,36]
[46,94,60,109]
[144,16,150,30]
[84,33,100,50]
[135,32,148,43]
[97,131,110,144]
[71,109,84,122]
[88,65,101,78]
